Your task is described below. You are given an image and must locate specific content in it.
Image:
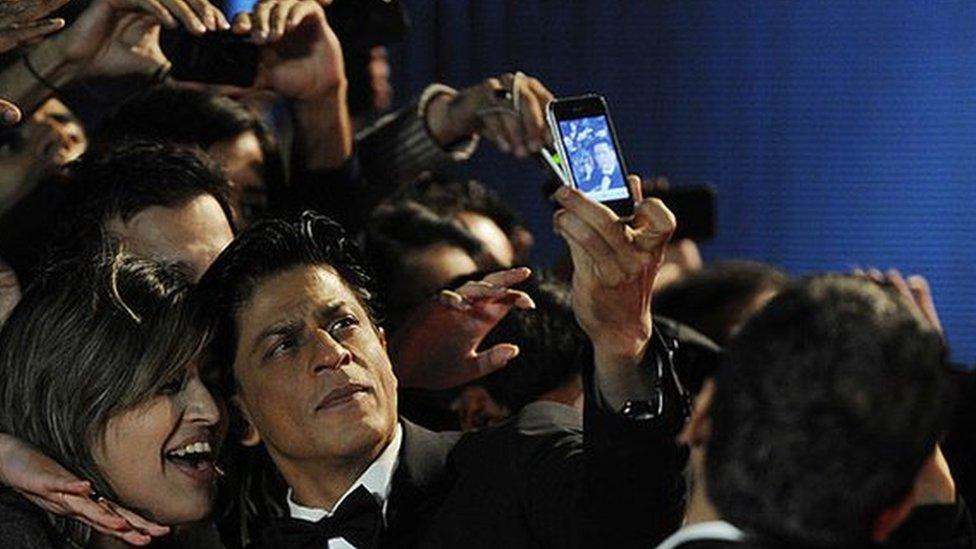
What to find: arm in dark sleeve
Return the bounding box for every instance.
[580,326,689,549]
[886,497,975,549]
[355,84,478,189]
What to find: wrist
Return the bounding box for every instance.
[25,37,82,91]
[425,91,473,147]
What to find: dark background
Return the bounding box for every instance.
[232,1,976,365]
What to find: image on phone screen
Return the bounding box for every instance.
[557,115,628,202]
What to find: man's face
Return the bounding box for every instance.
[109,195,235,281]
[593,142,616,175]
[232,265,398,469]
[456,211,515,268]
[208,131,267,227]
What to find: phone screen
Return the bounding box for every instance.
[556,114,629,203]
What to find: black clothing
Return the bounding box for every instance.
[0,490,64,549]
[663,499,976,549]
[247,331,688,549]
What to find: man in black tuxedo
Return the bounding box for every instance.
[200,180,687,548]
[655,275,973,549]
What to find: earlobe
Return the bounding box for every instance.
[232,395,262,447]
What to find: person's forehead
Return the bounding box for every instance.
[241,264,363,325]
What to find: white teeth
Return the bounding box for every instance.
[168,441,212,458]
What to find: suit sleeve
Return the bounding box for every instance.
[581,327,689,548]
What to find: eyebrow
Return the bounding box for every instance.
[250,302,346,356]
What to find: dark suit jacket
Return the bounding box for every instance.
[248,331,688,549]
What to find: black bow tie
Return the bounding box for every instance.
[260,485,383,548]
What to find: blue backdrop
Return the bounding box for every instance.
[386,1,976,364]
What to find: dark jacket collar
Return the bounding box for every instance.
[381,419,461,546]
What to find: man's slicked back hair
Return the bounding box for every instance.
[197,211,380,398]
[706,275,950,547]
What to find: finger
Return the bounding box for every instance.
[159,0,207,33]
[480,267,532,288]
[470,344,520,377]
[252,1,275,42]
[885,269,914,304]
[0,18,65,45]
[560,226,627,287]
[627,174,643,202]
[435,290,471,311]
[38,476,91,497]
[269,0,293,40]
[552,186,630,249]
[287,0,319,28]
[232,11,253,34]
[133,0,177,28]
[515,82,547,153]
[182,0,221,30]
[866,268,885,285]
[503,289,536,310]
[907,275,943,333]
[456,281,508,301]
[481,111,515,154]
[0,98,21,126]
[105,501,170,537]
[554,210,626,282]
[631,198,677,252]
[497,108,527,157]
[525,77,556,144]
[53,494,129,531]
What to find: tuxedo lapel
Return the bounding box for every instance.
[381,419,461,547]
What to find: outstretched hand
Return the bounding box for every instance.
[390,267,536,391]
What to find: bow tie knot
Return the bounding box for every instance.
[261,485,383,548]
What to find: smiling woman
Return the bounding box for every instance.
[0,248,222,547]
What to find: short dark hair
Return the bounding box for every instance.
[55,140,235,255]
[365,200,483,327]
[198,211,379,398]
[476,274,590,411]
[706,275,950,546]
[391,177,525,238]
[93,85,285,215]
[0,248,210,504]
[654,260,789,346]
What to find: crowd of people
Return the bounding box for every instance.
[0,1,973,548]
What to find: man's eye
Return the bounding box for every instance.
[268,335,300,360]
[328,316,360,338]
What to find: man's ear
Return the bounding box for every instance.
[872,490,915,544]
[377,326,387,350]
[677,378,716,447]
[232,394,262,447]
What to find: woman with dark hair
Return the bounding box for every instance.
[0,250,222,547]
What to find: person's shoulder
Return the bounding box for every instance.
[0,490,63,548]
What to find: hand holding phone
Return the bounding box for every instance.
[546,94,635,216]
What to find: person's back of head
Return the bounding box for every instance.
[55,140,235,278]
[654,260,789,346]
[706,274,950,547]
[477,274,590,411]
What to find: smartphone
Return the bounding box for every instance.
[546,94,634,216]
[650,185,717,242]
[159,30,260,87]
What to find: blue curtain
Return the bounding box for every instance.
[388,1,976,363]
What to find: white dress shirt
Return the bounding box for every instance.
[655,520,746,549]
[287,424,404,549]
